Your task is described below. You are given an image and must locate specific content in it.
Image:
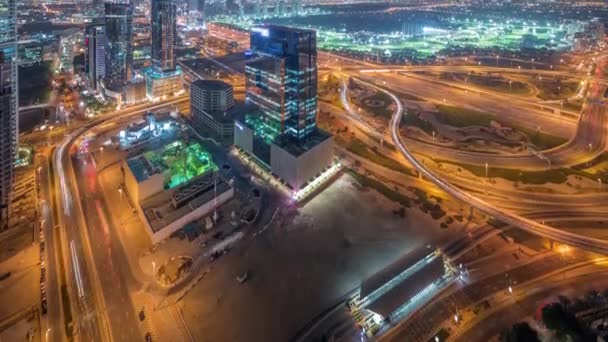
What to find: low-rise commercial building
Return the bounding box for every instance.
[122,139,233,243]
[144,67,183,101]
[191,79,238,141]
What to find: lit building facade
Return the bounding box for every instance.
[191,79,236,140]
[247,25,318,141]
[151,0,176,72]
[144,67,183,101]
[103,3,133,93]
[85,19,106,91]
[0,0,16,228]
[236,25,333,192]
[145,0,183,101]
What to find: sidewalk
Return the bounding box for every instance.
[132,291,188,342]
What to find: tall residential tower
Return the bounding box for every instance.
[145,0,183,101]
[103,2,133,94]
[151,0,177,72]
[85,18,106,91]
[0,0,17,229]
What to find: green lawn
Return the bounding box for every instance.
[348,170,412,208]
[346,139,415,176]
[439,159,568,184]
[355,91,393,118]
[515,125,568,150]
[402,112,435,136]
[434,105,494,127]
[439,72,531,95]
[439,158,607,185]
[397,91,425,102]
[433,105,567,149]
[536,80,579,101]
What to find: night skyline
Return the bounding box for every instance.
[3,1,608,342]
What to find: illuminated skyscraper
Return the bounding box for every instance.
[85,18,106,91]
[145,0,183,101]
[0,0,17,228]
[236,25,333,193]
[247,25,318,141]
[103,2,133,93]
[151,0,176,72]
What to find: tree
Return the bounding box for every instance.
[501,322,540,342]
[585,289,600,307]
[541,302,587,341]
[558,295,571,311]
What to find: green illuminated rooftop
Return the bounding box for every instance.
[142,140,217,189]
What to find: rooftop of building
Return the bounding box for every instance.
[143,66,183,80]
[126,139,218,188]
[360,247,434,299]
[140,173,232,233]
[273,128,332,157]
[191,79,233,91]
[365,255,445,319]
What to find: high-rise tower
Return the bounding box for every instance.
[0,0,17,229]
[85,18,106,91]
[247,25,318,141]
[151,0,176,72]
[145,0,183,101]
[235,25,333,193]
[103,2,133,92]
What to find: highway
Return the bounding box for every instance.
[382,253,605,342]
[50,97,189,341]
[54,132,108,341]
[452,266,608,342]
[331,52,608,172]
[371,67,608,254]
[38,151,64,342]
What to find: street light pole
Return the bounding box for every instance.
[118,188,124,225]
[152,261,156,310]
[485,162,489,194]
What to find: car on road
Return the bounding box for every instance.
[236,272,249,284]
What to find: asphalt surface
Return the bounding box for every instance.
[39,152,64,342]
[382,253,581,342]
[72,152,142,341]
[455,269,608,342]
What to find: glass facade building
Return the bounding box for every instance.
[151,0,176,72]
[0,0,16,228]
[104,2,133,92]
[145,0,182,101]
[85,18,106,91]
[246,25,318,142]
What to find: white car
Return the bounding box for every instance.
[236,272,249,284]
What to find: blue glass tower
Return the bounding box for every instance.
[104,2,133,92]
[246,25,318,142]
